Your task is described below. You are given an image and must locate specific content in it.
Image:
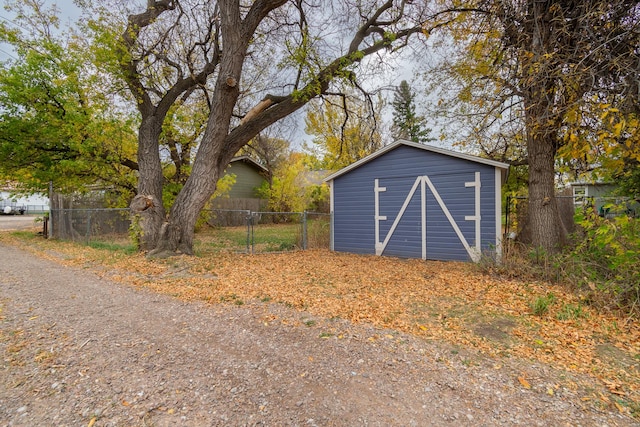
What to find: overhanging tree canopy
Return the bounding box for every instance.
[111,0,432,255]
[431,0,640,253]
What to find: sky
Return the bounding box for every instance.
[0,0,82,61]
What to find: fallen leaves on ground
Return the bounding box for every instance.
[2,232,639,414]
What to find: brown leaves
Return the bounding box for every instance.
[517,375,531,389]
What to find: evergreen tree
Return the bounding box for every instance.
[391,81,433,144]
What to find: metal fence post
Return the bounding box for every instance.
[330,211,334,251]
[505,195,511,237]
[245,210,251,254]
[302,211,308,250]
[48,181,53,239]
[251,211,256,254]
[86,210,92,243]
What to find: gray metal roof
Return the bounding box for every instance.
[323,139,510,182]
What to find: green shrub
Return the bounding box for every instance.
[567,207,640,314]
[474,205,639,318]
[530,292,556,316]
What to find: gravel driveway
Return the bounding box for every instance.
[0,243,635,426]
[0,215,39,231]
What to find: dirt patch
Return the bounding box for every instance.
[472,317,517,346]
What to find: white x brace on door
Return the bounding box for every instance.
[374,172,481,262]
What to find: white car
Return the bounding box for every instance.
[1,205,26,215]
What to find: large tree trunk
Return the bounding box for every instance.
[149,89,243,255]
[149,149,235,256]
[526,133,567,255]
[523,77,568,254]
[130,117,166,251]
[149,173,221,256]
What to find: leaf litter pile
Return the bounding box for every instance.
[3,232,639,416]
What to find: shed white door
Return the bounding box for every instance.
[374,172,481,261]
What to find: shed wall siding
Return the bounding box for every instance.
[332,145,499,261]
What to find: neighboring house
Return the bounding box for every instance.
[324,140,509,262]
[225,156,270,199]
[570,182,637,217]
[211,156,269,211]
[570,182,615,211]
[300,170,332,213]
[0,188,49,213]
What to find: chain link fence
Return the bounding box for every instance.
[49,208,130,242]
[204,209,330,254]
[48,207,331,254]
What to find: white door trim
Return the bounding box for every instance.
[375,174,482,262]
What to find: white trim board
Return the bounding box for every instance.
[374,174,482,262]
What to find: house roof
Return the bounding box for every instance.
[229,155,269,174]
[323,139,510,182]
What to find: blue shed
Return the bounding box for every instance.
[324,140,509,262]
